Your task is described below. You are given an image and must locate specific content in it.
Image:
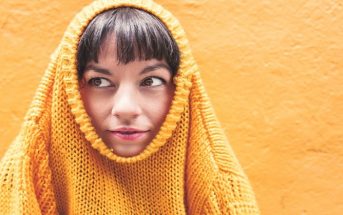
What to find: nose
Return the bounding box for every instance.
[111,85,142,121]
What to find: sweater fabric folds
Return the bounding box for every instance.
[0,0,260,214]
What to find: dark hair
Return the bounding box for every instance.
[77,7,180,79]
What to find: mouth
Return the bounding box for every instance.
[109,127,149,141]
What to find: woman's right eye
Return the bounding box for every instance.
[88,77,112,88]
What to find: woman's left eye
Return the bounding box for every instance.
[141,77,165,87]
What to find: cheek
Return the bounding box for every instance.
[143,87,174,124]
[80,90,109,127]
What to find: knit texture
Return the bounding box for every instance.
[0,0,260,214]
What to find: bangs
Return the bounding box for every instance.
[77,7,180,78]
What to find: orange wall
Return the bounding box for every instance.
[1,0,342,214]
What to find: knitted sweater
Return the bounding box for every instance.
[0,0,260,214]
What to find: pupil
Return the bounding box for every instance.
[94,78,101,86]
[145,79,153,86]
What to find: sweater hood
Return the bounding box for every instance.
[40,0,195,163]
[0,0,260,214]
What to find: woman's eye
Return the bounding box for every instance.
[88,77,112,88]
[141,77,165,87]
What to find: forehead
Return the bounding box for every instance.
[98,35,118,59]
[86,37,170,73]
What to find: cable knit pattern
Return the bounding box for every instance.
[0,0,260,214]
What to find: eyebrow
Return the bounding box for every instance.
[84,64,112,75]
[84,63,171,75]
[140,63,171,75]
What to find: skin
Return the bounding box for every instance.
[79,38,175,157]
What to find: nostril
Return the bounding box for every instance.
[111,104,142,119]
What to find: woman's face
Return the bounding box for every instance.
[79,39,175,157]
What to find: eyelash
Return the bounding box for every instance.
[86,76,166,88]
[141,76,166,87]
[87,77,113,88]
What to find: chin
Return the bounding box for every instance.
[112,145,146,158]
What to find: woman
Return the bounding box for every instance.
[0,0,260,214]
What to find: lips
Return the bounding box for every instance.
[109,127,149,141]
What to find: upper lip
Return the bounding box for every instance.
[110,127,148,133]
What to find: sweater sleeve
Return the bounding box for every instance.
[0,119,57,214]
[202,171,260,215]
[0,134,42,214]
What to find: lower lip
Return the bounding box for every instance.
[110,131,148,141]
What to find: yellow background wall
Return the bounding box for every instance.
[0,0,342,214]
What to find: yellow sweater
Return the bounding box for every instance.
[0,0,260,214]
